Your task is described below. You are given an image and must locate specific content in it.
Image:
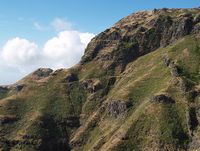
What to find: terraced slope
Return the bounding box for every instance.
[0,8,200,151]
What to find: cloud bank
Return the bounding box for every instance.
[2,38,38,66]
[43,30,94,68]
[0,30,95,84]
[0,18,95,84]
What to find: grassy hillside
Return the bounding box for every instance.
[0,8,200,151]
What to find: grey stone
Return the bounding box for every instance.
[15,84,24,92]
[151,94,175,104]
[163,55,170,66]
[33,68,53,77]
[0,115,18,124]
[81,79,102,93]
[63,73,78,83]
[0,86,8,93]
[194,13,200,23]
[107,100,132,118]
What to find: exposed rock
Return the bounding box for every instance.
[81,9,198,73]
[187,90,199,101]
[64,116,80,128]
[51,69,64,76]
[2,8,200,151]
[33,68,53,78]
[0,115,18,124]
[93,80,103,92]
[194,13,200,23]
[151,94,175,104]
[0,86,9,93]
[108,77,116,86]
[178,78,191,92]
[170,66,180,77]
[0,138,41,150]
[188,107,198,131]
[189,135,200,151]
[15,84,24,92]
[63,73,78,83]
[169,63,180,77]
[179,13,192,18]
[81,79,102,93]
[107,100,132,118]
[192,23,200,34]
[196,105,200,120]
[162,54,171,66]
[81,79,94,92]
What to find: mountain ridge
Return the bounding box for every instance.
[0,8,200,151]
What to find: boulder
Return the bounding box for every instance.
[0,86,9,93]
[192,23,200,34]
[162,55,171,66]
[151,94,175,104]
[51,69,64,76]
[65,116,80,128]
[107,100,132,118]
[170,66,180,77]
[178,78,191,92]
[81,79,102,93]
[81,79,93,92]
[63,73,78,83]
[169,63,180,77]
[108,77,116,86]
[33,68,53,78]
[194,13,200,23]
[15,84,24,92]
[0,115,18,124]
[93,80,103,92]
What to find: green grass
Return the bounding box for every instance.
[112,113,155,151]
[159,103,189,149]
[1,34,200,151]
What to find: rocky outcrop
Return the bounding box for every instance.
[65,116,80,128]
[194,13,200,23]
[0,86,9,93]
[108,77,116,86]
[80,79,103,93]
[162,55,181,77]
[107,100,132,118]
[178,78,192,93]
[1,8,200,151]
[0,115,18,124]
[162,54,171,67]
[15,84,24,92]
[32,68,53,78]
[81,8,200,73]
[169,63,180,77]
[151,94,175,104]
[63,73,78,83]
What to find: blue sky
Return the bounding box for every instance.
[0,0,200,85]
[1,0,200,44]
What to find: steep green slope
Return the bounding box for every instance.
[0,8,200,151]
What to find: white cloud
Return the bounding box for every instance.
[1,37,39,66]
[51,18,72,31]
[80,32,95,45]
[1,30,95,71]
[43,30,95,68]
[0,18,95,84]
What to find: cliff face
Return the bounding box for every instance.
[0,8,200,151]
[81,8,200,73]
